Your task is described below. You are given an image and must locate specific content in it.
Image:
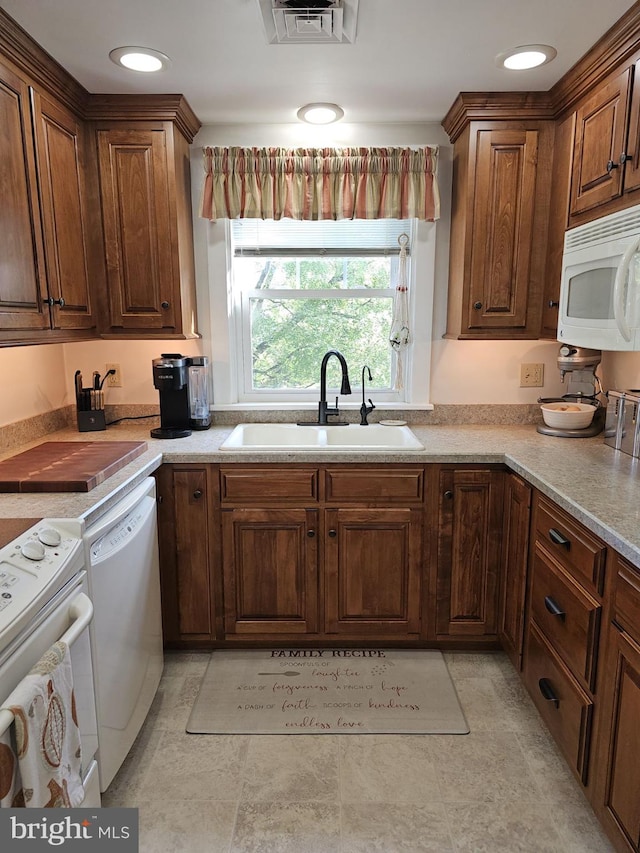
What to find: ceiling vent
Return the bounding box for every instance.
[257,0,359,44]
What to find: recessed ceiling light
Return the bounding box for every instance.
[495,44,557,71]
[109,46,171,73]
[297,103,344,124]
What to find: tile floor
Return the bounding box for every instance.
[102,650,615,852]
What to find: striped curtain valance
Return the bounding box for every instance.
[199,146,440,222]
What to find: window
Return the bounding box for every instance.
[229,218,416,403]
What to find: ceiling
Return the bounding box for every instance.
[2,0,637,126]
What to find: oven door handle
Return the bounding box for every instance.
[0,593,93,737]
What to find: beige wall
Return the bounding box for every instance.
[0,345,67,425]
[3,120,639,427]
[0,340,203,428]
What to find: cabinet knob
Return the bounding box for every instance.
[161,301,170,310]
[43,297,65,307]
[328,529,337,537]
[548,300,559,308]
[538,678,560,709]
[444,490,453,500]
[606,159,619,173]
[307,529,316,538]
[156,495,164,505]
[473,301,483,310]
[193,489,203,499]
[620,152,632,165]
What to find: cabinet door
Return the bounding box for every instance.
[467,129,539,332]
[222,508,318,635]
[156,466,214,643]
[570,67,632,216]
[324,507,422,636]
[97,128,178,332]
[0,60,49,332]
[595,623,640,851]
[499,472,532,668]
[436,469,504,637]
[31,90,95,330]
[622,61,640,197]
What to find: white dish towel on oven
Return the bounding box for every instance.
[0,640,84,808]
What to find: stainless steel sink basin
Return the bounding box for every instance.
[219,423,424,451]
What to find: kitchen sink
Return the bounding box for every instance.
[219,423,424,451]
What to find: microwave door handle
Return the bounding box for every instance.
[613,236,639,341]
[0,592,93,738]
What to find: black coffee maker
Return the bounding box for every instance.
[151,354,192,439]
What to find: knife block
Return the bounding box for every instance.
[77,410,106,432]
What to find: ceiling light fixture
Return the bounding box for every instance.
[495,44,557,71]
[297,103,344,124]
[109,46,171,73]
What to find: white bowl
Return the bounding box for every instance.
[540,402,596,429]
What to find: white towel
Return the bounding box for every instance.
[0,641,84,808]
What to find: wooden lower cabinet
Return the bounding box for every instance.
[595,623,640,852]
[221,508,318,635]
[324,507,422,636]
[435,468,504,639]
[155,465,217,645]
[499,472,532,668]
[593,555,640,852]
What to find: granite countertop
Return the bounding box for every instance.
[0,422,638,567]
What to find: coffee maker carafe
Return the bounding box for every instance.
[151,354,192,439]
[188,356,211,430]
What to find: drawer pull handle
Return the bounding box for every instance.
[548,528,570,549]
[307,529,316,538]
[544,596,566,621]
[538,678,560,709]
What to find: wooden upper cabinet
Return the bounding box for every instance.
[0,59,49,332]
[31,90,95,330]
[570,67,633,217]
[445,119,553,339]
[468,129,538,331]
[95,120,198,338]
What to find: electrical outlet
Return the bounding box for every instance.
[520,363,544,387]
[105,363,122,387]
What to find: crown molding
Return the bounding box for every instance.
[443,3,640,141]
[0,7,88,115]
[442,92,555,142]
[85,94,202,142]
[550,1,640,116]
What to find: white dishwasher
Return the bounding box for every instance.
[84,477,164,792]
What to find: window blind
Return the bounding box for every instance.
[231,218,411,257]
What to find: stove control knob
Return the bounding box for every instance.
[38,528,62,547]
[21,540,46,561]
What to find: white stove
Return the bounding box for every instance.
[0,519,84,653]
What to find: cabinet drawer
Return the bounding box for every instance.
[614,555,640,646]
[220,467,318,503]
[324,468,424,503]
[530,545,601,690]
[524,622,594,783]
[534,496,606,595]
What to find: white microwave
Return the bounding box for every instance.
[559,203,640,350]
